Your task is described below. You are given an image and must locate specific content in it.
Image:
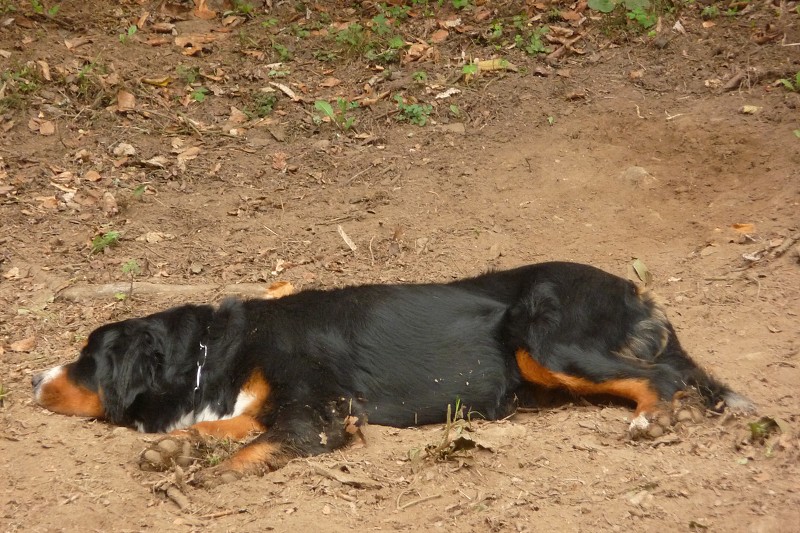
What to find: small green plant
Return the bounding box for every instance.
[415,398,483,463]
[381,3,411,20]
[30,0,59,16]
[793,129,800,139]
[547,115,555,126]
[523,27,550,55]
[366,35,406,63]
[313,49,339,62]
[335,23,368,53]
[115,259,141,300]
[487,22,503,40]
[91,231,120,254]
[132,184,147,200]
[449,104,461,117]
[227,0,254,17]
[1,65,40,95]
[191,86,209,103]
[452,0,471,10]
[261,17,278,28]
[272,42,291,61]
[314,98,359,131]
[119,24,137,43]
[627,5,657,29]
[248,91,277,118]
[394,95,433,126]
[462,63,478,77]
[701,5,720,19]
[778,72,800,92]
[371,13,392,35]
[176,65,200,84]
[587,0,615,13]
[412,71,428,83]
[588,0,658,30]
[289,23,310,38]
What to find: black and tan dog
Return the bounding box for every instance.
[32,262,754,480]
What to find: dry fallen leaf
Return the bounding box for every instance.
[319,77,341,88]
[175,33,222,55]
[64,36,93,50]
[404,42,432,64]
[477,59,518,73]
[36,60,51,81]
[271,152,288,170]
[36,196,59,209]
[269,82,301,102]
[10,336,36,353]
[632,258,653,286]
[192,0,217,20]
[141,76,173,87]
[84,170,102,182]
[102,191,118,216]
[3,267,21,280]
[227,106,248,124]
[732,223,756,234]
[265,281,295,299]
[117,89,136,112]
[430,29,449,43]
[38,120,55,136]
[177,146,201,171]
[337,225,357,251]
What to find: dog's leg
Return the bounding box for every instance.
[173,415,267,439]
[515,348,663,414]
[193,398,364,485]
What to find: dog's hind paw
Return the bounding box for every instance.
[139,437,199,472]
[721,391,757,415]
[628,392,706,440]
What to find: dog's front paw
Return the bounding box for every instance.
[628,410,673,439]
[628,391,706,440]
[191,465,245,488]
[139,436,199,472]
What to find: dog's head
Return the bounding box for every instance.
[32,305,212,429]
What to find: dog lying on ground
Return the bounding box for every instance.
[33,261,754,482]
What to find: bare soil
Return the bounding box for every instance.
[1,1,799,531]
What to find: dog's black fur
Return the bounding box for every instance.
[33,262,753,474]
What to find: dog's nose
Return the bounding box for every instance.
[31,373,43,389]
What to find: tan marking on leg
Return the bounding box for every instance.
[225,441,284,474]
[36,369,104,418]
[239,369,271,418]
[515,348,660,415]
[265,281,295,299]
[174,415,267,440]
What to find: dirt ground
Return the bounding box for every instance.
[1,0,799,531]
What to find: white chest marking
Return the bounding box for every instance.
[155,389,257,433]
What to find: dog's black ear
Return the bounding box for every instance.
[103,322,164,424]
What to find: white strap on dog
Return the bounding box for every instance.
[195,341,208,394]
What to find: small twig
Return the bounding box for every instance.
[58,282,290,301]
[397,493,443,511]
[164,485,190,510]
[368,235,376,265]
[768,232,800,259]
[310,464,381,489]
[346,165,374,185]
[199,509,247,520]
